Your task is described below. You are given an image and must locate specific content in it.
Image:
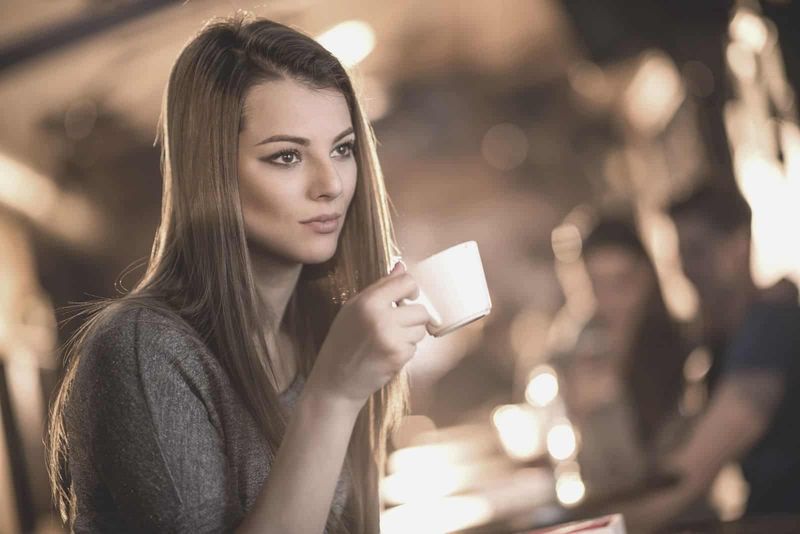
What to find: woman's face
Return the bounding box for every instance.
[584,245,654,326]
[238,78,357,265]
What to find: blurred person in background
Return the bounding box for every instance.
[46,14,435,534]
[550,216,693,496]
[623,183,800,530]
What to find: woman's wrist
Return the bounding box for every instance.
[299,373,364,423]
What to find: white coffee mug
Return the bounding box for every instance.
[393,241,492,337]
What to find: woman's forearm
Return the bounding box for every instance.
[236,383,362,534]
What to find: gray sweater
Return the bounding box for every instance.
[64,305,349,533]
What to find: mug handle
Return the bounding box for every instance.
[400,287,443,327]
[390,256,443,327]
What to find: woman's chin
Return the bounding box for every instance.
[298,242,339,265]
[246,233,339,266]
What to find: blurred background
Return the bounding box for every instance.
[1,0,799,533]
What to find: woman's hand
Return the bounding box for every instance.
[306,261,434,411]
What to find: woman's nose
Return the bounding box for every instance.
[310,159,343,199]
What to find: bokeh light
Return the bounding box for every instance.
[391,415,436,450]
[492,404,543,461]
[525,365,559,407]
[316,20,376,68]
[381,495,494,534]
[555,471,586,507]
[623,51,685,134]
[382,462,470,505]
[729,9,769,53]
[727,41,757,81]
[546,422,577,461]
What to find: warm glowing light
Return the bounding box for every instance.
[387,438,494,475]
[623,51,685,134]
[382,463,470,505]
[734,153,799,287]
[710,463,748,521]
[380,496,493,534]
[492,404,543,461]
[547,422,577,461]
[316,20,375,68]
[727,42,757,81]
[525,366,559,407]
[730,9,769,53]
[780,121,800,183]
[639,209,699,322]
[391,415,436,450]
[388,444,455,475]
[381,458,509,505]
[555,471,586,507]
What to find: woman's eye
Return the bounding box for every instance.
[332,140,355,158]
[264,149,301,166]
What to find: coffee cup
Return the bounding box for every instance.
[393,241,492,337]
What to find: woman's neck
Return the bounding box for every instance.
[249,248,303,333]
[248,246,303,390]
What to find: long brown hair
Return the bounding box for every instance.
[582,217,688,445]
[47,13,407,533]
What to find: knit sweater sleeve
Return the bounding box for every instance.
[71,307,241,533]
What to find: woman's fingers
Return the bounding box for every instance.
[369,269,421,306]
[405,325,428,344]
[393,302,434,327]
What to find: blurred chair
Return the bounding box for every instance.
[0,406,20,533]
[0,211,59,534]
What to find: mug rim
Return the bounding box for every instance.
[414,240,478,269]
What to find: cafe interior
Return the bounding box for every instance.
[1,0,799,532]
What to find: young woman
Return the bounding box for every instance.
[47,14,434,534]
[551,216,691,492]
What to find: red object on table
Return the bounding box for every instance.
[524,514,626,534]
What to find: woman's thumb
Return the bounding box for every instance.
[390,259,406,275]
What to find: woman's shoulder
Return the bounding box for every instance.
[66,300,235,437]
[77,300,214,384]
[88,299,199,347]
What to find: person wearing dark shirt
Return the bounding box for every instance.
[622,183,800,530]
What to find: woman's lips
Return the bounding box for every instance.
[302,217,340,234]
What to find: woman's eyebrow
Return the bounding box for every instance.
[255,134,308,147]
[254,126,354,147]
[332,127,354,144]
